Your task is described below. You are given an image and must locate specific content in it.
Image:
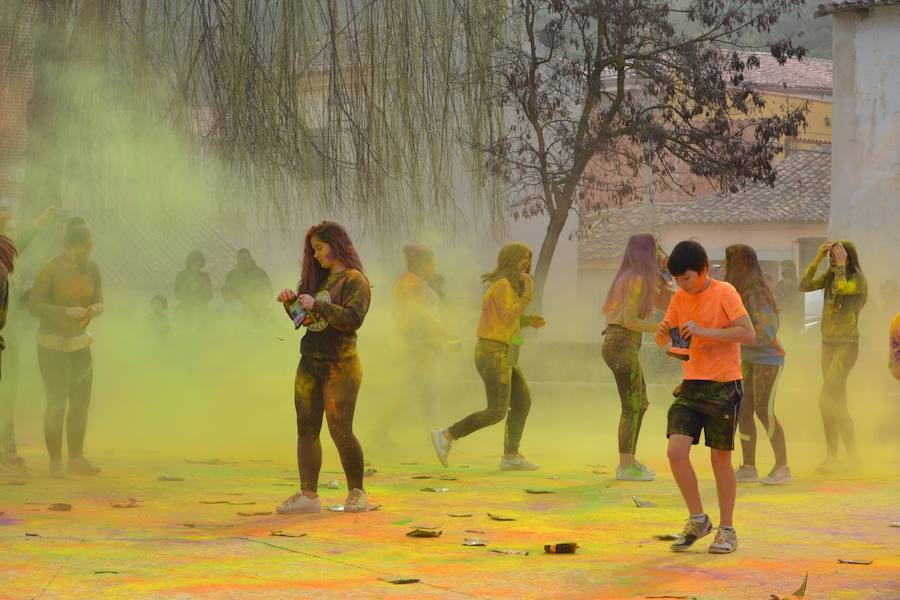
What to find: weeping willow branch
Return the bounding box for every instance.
[2,0,510,239]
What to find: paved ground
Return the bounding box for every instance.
[2,448,898,600]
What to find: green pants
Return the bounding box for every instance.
[820,341,858,458]
[601,325,648,454]
[448,339,531,456]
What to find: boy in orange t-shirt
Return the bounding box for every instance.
[654,241,755,554]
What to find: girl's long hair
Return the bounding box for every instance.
[827,239,867,306]
[481,243,531,292]
[602,234,658,318]
[724,244,777,313]
[830,240,863,279]
[299,221,365,295]
[0,234,17,274]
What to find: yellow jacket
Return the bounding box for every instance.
[476,278,531,344]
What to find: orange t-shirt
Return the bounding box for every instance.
[663,279,748,382]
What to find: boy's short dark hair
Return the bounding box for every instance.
[667,241,709,276]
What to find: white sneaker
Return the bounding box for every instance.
[343,488,369,513]
[430,430,451,467]
[760,465,793,485]
[708,527,738,554]
[616,463,655,481]
[500,454,539,471]
[735,464,759,483]
[275,492,321,514]
[633,461,656,477]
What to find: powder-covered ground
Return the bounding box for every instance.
[2,449,897,599]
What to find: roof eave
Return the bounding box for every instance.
[816,0,900,17]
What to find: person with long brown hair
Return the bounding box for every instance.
[431,242,545,470]
[601,234,667,481]
[800,240,867,473]
[275,221,372,514]
[29,218,104,477]
[724,244,791,485]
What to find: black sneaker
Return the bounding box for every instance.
[671,515,713,551]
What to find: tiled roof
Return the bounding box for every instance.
[579,203,655,262]
[816,0,900,16]
[579,146,831,261]
[736,52,832,93]
[602,50,832,94]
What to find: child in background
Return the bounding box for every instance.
[145,295,171,338]
[655,241,755,554]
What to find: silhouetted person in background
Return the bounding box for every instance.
[222,248,273,324]
[145,294,171,339]
[175,250,212,329]
[775,260,803,334]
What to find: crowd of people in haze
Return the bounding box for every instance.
[0,211,277,478]
[0,214,897,556]
[146,247,275,338]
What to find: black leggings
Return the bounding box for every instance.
[738,362,788,466]
[601,325,648,455]
[294,355,365,493]
[448,339,531,456]
[38,346,93,462]
[820,341,859,458]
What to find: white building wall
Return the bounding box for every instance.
[829,5,900,286]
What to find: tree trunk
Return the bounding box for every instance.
[532,208,569,312]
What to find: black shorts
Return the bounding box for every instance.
[667,380,743,450]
